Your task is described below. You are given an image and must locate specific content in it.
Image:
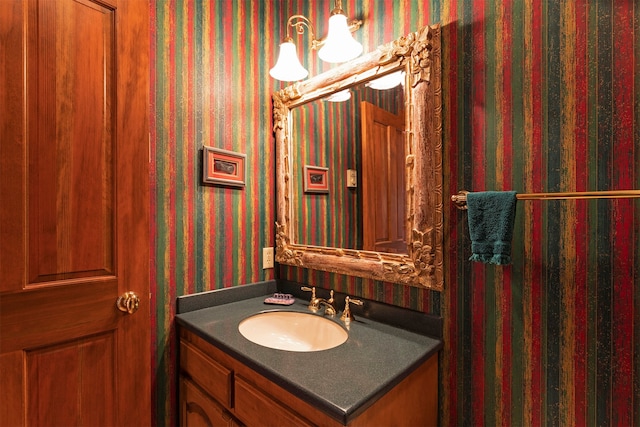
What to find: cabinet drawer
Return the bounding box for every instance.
[234,376,313,427]
[181,377,241,427]
[180,340,233,408]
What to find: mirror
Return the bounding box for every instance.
[290,81,406,252]
[273,25,443,290]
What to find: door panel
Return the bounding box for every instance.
[0,0,150,425]
[0,0,27,290]
[360,101,407,254]
[28,0,115,284]
[27,333,116,426]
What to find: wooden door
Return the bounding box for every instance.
[0,0,150,425]
[360,101,407,254]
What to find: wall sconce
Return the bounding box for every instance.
[269,0,363,82]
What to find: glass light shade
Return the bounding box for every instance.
[317,14,363,63]
[270,41,309,81]
[366,71,405,90]
[324,89,351,102]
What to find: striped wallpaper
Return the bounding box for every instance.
[441,1,639,425]
[151,0,639,425]
[150,1,277,423]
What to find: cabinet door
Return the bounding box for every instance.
[181,377,241,427]
[0,0,150,425]
[180,340,233,408]
[235,376,314,427]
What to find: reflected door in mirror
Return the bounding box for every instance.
[361,101,407,254]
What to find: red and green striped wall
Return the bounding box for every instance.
[151,0,639,425]
[150,0,278,423]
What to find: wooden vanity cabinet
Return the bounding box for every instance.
[181,377,241,427]
[179,328,438,427]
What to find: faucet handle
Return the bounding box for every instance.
[301,286,316,299]
[301,286,320,311]
[340,296,363,324]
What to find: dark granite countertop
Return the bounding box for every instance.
[175,280,443,425]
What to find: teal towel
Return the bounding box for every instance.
[466,191,517,265]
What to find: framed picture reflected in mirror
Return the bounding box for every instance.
[303,165,329,194]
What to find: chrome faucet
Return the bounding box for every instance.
[301,287,336,317]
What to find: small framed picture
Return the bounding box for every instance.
[202,146,246,188]
[303,165,329,194]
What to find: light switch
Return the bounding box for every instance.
[347,169,357,188]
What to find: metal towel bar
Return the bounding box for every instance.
[451,189,640,210]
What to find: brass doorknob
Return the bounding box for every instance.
[116,291,140,314]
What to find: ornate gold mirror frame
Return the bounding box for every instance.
[273,24,443,290]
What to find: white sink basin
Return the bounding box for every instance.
[238,311,348,352]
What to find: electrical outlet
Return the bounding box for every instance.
[262,247,274,269]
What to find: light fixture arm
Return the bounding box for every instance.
[284,9,362,51]
[286,15,321,50]
[330,0,345,15]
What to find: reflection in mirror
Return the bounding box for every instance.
[291,81,406,253]
[274,24,443,290]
